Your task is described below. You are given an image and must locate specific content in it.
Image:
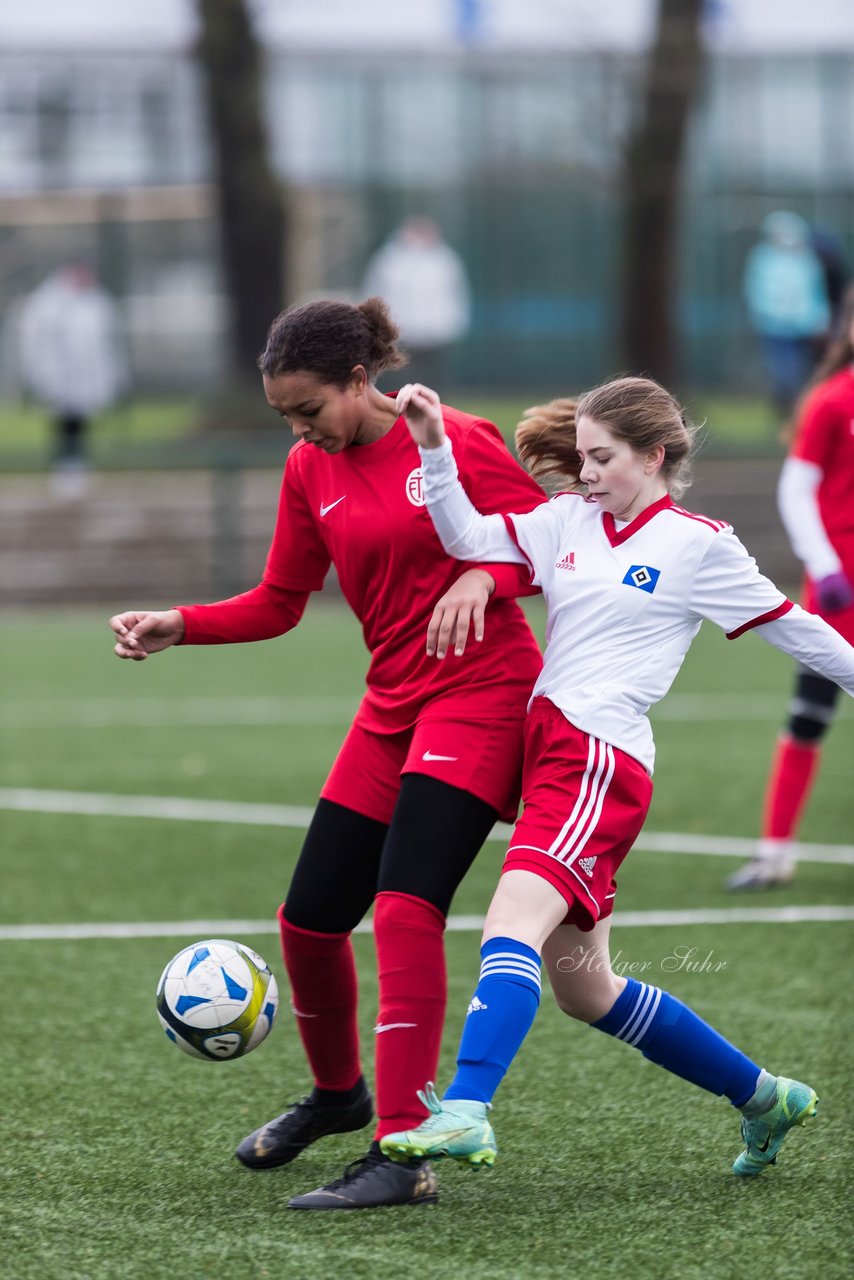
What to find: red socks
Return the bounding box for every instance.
[372,891,447,1139]
[762,735,821,841]
[277,905,362,1091]
[278,894,449,1138]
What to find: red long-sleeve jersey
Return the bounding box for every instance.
[178,407,546,730]
[791,367,854,556]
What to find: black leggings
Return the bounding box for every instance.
[786,665,841,743]
[283,774,501,933]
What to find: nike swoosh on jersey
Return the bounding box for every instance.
[319,495,346,517]
[421,751,459,762]
[373,1022,418,1033]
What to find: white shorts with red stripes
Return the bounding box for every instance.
[502,697,653,932]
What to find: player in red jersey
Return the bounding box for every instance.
[109,297,546,1209]
[729,284,854,889]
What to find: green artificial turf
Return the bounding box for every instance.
[1,607,851,1279]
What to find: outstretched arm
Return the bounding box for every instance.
[109,583,310,660]
[757,606,854,696]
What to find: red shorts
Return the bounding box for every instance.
[321,701,528,826]
[502,698,653,931]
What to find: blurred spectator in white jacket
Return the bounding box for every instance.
[362,217,471,390]
[20,262,127,496]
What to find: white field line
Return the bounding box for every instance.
[0,788,318,831]
[3,905,853,942]
[0,695,360,728]
[5,691,848,728]
[2,787,853,865]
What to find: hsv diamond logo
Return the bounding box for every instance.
[622,564,661,594]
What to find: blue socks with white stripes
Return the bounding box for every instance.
[444,936,542,1105]
[592,977,762,1106]
[443,948,763,1110]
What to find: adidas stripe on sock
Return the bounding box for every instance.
[592,977,761,1106]
[444,936,542,1105]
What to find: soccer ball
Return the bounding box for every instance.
[156,938,279,1061]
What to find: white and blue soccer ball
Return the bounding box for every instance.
[156,938,279,1061]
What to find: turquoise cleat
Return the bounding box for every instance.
[380,1083,498,1169]
[733,1077,818,1176]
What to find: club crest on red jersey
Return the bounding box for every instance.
[405,468,426,507]
[622,564,661,594]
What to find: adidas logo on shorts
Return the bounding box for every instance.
[577,855,598,878]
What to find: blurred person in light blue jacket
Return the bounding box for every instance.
[743,212,831,420]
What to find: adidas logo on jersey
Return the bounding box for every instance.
[555,551,576,571]
[577,855,598,878]
[467,996,488,1015]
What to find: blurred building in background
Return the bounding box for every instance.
[0,0,852,393]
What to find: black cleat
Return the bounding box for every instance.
[288,1144,439,1210]
[235,1082,373,1170]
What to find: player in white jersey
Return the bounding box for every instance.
[378,376,854,1189]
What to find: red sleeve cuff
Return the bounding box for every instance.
[480,561,540,599]
[726,599,794,640]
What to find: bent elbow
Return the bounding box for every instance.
[443,536,476,560]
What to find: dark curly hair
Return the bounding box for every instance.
[258,297,408,387]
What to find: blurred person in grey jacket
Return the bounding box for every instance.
[20,262,127,496]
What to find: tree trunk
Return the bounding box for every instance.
[620,0,705,384]
[195,0,286,386]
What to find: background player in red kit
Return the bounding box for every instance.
[729,284,854,889]
[379,376,854,1188]
[109,298,546,1210]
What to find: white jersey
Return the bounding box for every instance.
[419,439,854,773]
[501,492,790,772]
